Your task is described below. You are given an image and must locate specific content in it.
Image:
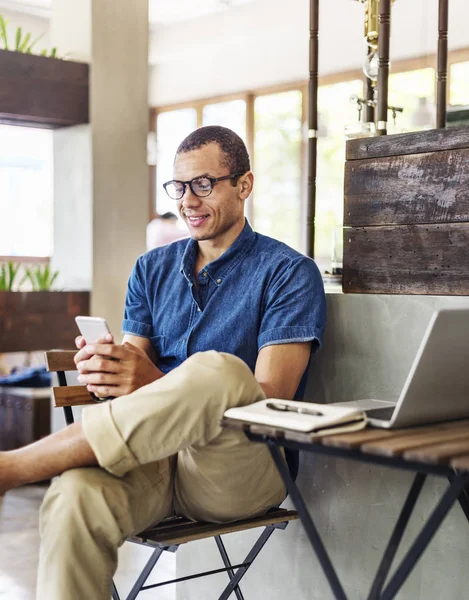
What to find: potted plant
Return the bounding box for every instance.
[0,261,90,353]
[0,14,89,128]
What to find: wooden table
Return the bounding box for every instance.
[221,418,469,600]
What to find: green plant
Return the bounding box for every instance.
[22,265,59,291]
[0,261,21,291]
[0,14,58,58]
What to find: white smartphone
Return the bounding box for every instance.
[75,316,113,344]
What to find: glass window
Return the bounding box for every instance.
[388,67,436,133]
[316,79,363,273]
[450,61,469,106]
[156,108,197,214]
[202,100,247,142]
[0,125,53,257]
[253,90,302,251]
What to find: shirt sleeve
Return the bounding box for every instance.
[122,256,153,338]
[257,256,326,351]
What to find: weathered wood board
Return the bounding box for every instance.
[344,127,469,295]
[345,148,469,227]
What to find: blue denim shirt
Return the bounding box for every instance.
[123,221,326,479]
[123,221,326,399]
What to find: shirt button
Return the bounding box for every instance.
[217,278,222,284]
[203,272,208,278]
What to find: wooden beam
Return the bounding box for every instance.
[377,0,391,136]
[436,0,449,128]
[306,0,319,258]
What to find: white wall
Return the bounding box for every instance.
[149,0,469,106]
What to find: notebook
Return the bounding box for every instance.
[224,399,367,435]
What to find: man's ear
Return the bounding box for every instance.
[239,171,254,200]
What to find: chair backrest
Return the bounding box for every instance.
[44,350,96,424]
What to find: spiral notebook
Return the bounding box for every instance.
[224,399,367,434]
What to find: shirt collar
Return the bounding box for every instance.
[180,220,256,286]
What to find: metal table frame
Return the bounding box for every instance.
[245,431,469,600]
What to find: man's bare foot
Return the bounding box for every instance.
[0,424,97,497]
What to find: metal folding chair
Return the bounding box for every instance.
[44,350,298,600]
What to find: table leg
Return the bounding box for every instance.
[379,473,469,600]
[448,473,469,523]
[366,472,426,600]
[267,440,348,600]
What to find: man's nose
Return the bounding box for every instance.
[181,185,201,208]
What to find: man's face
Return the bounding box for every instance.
[173,143,246,243]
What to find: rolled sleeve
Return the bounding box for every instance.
[257,256,326,352]
[258,325,323,351]
[122,319,152,338]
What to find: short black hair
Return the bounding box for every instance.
[160,211,177,220]
[175,126,250,179]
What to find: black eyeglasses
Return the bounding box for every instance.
[163,173,244,201]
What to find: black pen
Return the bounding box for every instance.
[266,401,323,417]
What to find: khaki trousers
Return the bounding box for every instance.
[37,351,286,600]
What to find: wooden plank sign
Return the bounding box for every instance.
[344,126,469,294]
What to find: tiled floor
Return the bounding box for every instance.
[0,484,176,600]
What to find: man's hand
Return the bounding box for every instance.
[75,341,163,399]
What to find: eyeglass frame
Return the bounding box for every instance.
[163,173,245,200]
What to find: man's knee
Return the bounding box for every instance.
[40,468,127,545]
[182,351,265,407]
[186,350,255,386]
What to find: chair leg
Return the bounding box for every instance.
[125,547,165,600]
[111,579,121,600]
[214,536,245,600]
[217,525,277,600]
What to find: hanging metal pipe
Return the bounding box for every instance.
[306,0,319,258]
[377,0,391,136]
[436,0,449,128]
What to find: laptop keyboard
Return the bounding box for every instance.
[365,406,395,421]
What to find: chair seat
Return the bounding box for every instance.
[129,507,298,548]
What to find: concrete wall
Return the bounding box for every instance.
[50,0,149,337]
[175,293,469,600]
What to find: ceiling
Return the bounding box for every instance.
[0,0,254,25]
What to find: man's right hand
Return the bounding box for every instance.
[74,334,114,366]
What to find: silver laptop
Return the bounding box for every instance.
[334,308,469,428]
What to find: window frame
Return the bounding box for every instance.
[150,48,469,257]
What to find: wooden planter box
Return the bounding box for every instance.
[343,126,469,295]
[0,291,90,352]
[0,49,89,127]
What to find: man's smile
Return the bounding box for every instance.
[186,214,210,227]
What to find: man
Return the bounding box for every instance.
[0,126,326,599]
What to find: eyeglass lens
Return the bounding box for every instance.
[166,177,213,200]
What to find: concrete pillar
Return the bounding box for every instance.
[50,0,149,338]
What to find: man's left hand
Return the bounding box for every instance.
[76,342,163,399]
